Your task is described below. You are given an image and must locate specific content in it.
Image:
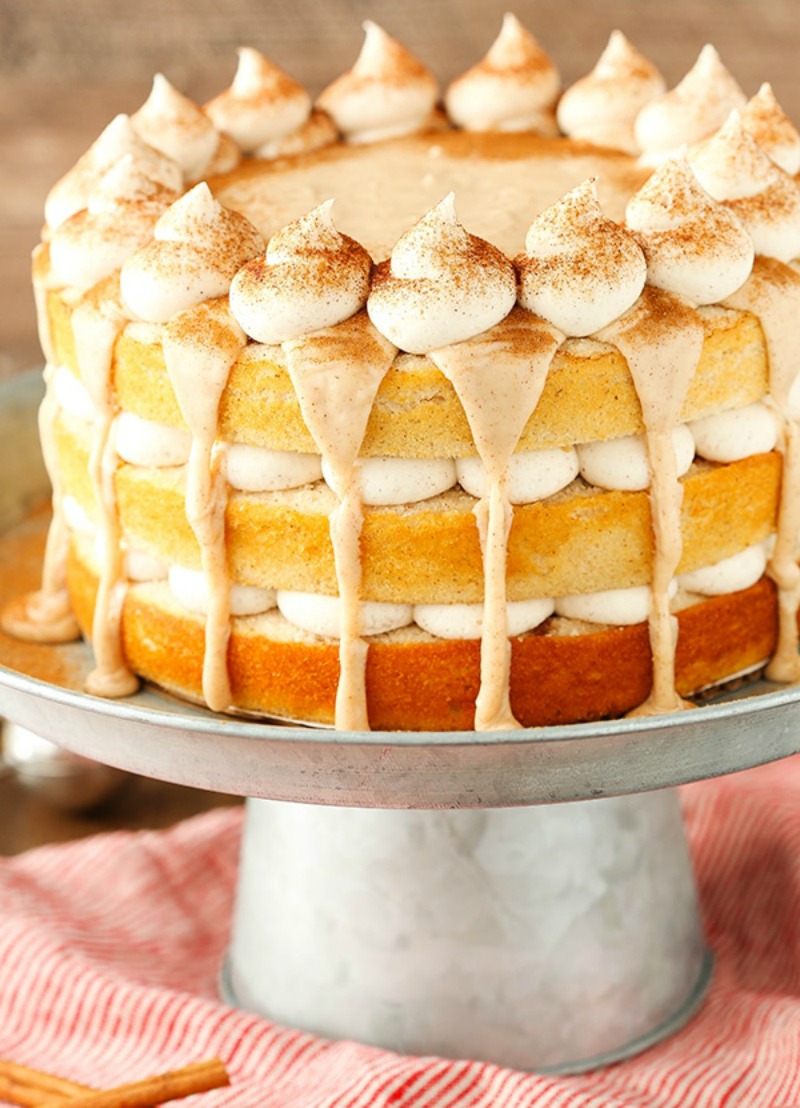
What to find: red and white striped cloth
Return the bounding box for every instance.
[2,756,800,1108]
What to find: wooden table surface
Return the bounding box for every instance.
[1,0,800,851]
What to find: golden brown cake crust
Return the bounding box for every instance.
[66,542,779,730]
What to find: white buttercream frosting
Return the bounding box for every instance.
[120,182,265,322]
[625,155,754,303]
[634,45,746,161]
[125,549,168,583]
[53,365,95,422]
[556,580,678,625]
[317,21,439,144]
[456,447,579,503]
[367,193,516,353]
[169,565,277,616]
[678,541,768,596]
[44,114,183,230]
[689,401,779,462]
[131,74,223,182]
[577,425,695,491]
[226,444,323,492]
[205,47,314,154]
[517,178,647,336]
[414,597,555,639]
[113,411,192,468]
[689,112,800,263]
[322,456,457,505]
[49,156,182,292]
[445,13,559,134]
[556,31,665,154]
[277,591,413,638]
[230,200,373,344]
[255,110,339,160]
[740,83,800,176]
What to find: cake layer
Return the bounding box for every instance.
[66,542,780,730]
[45,286,767,459]
[54,411,780,603]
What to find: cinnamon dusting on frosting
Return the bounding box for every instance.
[205,47,322,158]
[557,31,665,154]
[690,112,800,263]
[131,74,226,183]
[317,21,439,144]
[634,44,746,162]
[445,13,560,135]
[740,84,800,176]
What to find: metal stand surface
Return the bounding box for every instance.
[224,792,711,1072]
[0,370,796,1071]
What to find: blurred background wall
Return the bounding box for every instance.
[3,0,799,97]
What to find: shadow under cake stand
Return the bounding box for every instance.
[3,370,800,1074]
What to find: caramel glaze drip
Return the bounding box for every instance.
[283,311,397,730]
[725,256,800,682]
[2,247,81,643]
[429,307,563,730]
[163,298,246,712]
[1,364,81,644]
[597,287,705,717]
[73,278,140,697]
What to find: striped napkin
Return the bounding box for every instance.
[1,755,800,1107]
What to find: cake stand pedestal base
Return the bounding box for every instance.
[224,788,711,1073]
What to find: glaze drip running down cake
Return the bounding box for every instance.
[8,16,800,731]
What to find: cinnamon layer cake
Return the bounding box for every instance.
[10,17,800,731]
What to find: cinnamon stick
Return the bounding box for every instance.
[39,1059,230,1107]
[0,1060,94,1106]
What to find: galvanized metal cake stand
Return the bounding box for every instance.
[3,371,800,1073]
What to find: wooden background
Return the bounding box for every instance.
[1,0,800,849]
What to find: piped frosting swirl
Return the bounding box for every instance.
[690,111,800,262]
[49,156,182,292]
[740,83,800,175]
[230,201,373,344]
[317,21,439,144]
[120,182,265,322]
[444,13,560,134]
[516,178,647,336]
[634,44,746,161]
[367,193,517,353]
[131,75,231,182]
[44,114,183,230]
[626,155,754,303]
[205,47,329,157]
[556,31,665,154]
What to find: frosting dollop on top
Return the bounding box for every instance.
[626,155,754,303]
[49,156,182,292]
[517,178,647,336]
[634,44,746,161]
[317,21,439,144]
[229,200,373,344]
[740,83,800,176]
[120,182,265,322]
[205,47,313,153]
[131,75,225,182]
[444,13,560,134]
[690,111,800,262]
[556,31,665,154]
[367,193,517,353]
[44,114,183,230]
